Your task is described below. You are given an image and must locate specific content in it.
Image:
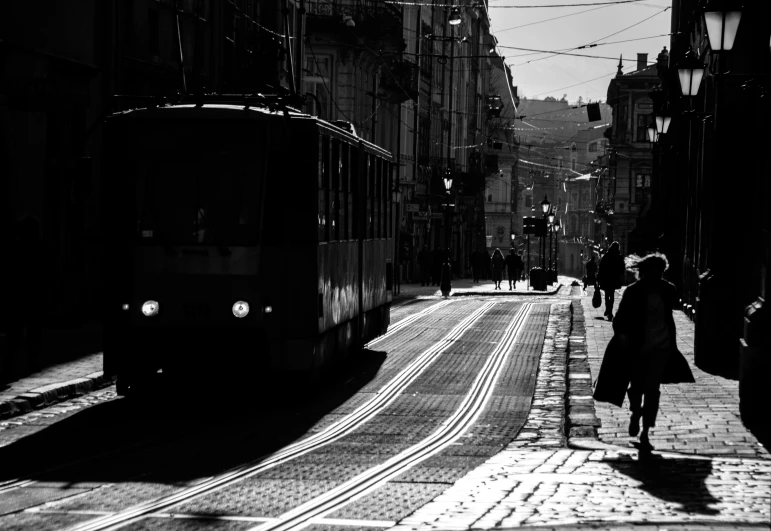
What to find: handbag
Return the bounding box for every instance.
[592,285,602,308]
[593,334,631,407]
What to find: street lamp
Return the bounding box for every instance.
[677,47,706,98]
[655,108,672,135]
[539,195,550,274]
[703,1,742,53]
[540,195,551,215]
[448,7,461,25]
[553,219,561,282]
[646,121,659,143]
[441,168,453,296]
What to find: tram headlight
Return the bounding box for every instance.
[141,300,160,317]
[232,301,250,318]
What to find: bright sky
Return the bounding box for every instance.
[487,0,672,104]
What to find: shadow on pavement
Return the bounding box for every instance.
[603,453,720,515]
[0,348,387,487]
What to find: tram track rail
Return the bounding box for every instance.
[248,303,533,531]
[65,300,499,531]
[367,299,453,347]
[0,300,452,500]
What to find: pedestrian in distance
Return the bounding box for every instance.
[504,249,523,291]
[597,241,625,320]
[490,248,505,290]
[584,255,597,290]
[417,244,432,286]
[593,252,695,452]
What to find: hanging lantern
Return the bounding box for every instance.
[703,1,742,52]
[448,7,461,26]
[677,47,706,97]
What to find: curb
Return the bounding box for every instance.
[0,372,115,421]
[565,299,602,442]
[451,283,564,297]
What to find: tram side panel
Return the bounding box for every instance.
[359,154,394,344]
[261,119,320,373]
[313,131,360,371]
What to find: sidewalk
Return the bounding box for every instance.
[394,276,570,303]
[391,286,770,530]
[0,323,108,420]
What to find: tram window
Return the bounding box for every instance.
[331,139,340,241]
[374,158,381,239]
[386,162,392,239]
[368,155,374,239]
[384,161,390,239]
[341,143,350,240]
[350,146,359,239]
[319,135,329,242]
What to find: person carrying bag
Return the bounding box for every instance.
[593,252,694,451]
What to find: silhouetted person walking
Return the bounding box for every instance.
[598,241,624,319]
[505,249,523,291]
[612,253,695,450]
[490,248,505,290]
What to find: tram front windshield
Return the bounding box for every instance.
[132,121,267,247]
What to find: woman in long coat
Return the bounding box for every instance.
[490,248,505,290]
[593,252,694,450]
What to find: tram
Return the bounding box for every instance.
[102,98,395,395]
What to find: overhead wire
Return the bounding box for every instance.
[385,0,649,7]
[509,6,670,66]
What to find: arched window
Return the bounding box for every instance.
[488,193,493,202]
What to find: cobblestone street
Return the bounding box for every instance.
[389,287,770,530]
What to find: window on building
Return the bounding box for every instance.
[634,173,651,203]
[571,158,576,171]
[636,114,649,143]
[304,55,332,119]
[525,195,532,208]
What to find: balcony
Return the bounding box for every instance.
[306,1,405,53]
[379,57,419,104]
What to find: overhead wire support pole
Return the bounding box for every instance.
[174,0,187,96]
[295,0,306,97]
[283,1,297,96]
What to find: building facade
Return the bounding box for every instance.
[657,1,770,445]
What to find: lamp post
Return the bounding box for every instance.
[540,195,550,271]
[441,168,453,296]
[553,218,561,282]
[547,209,555,283]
